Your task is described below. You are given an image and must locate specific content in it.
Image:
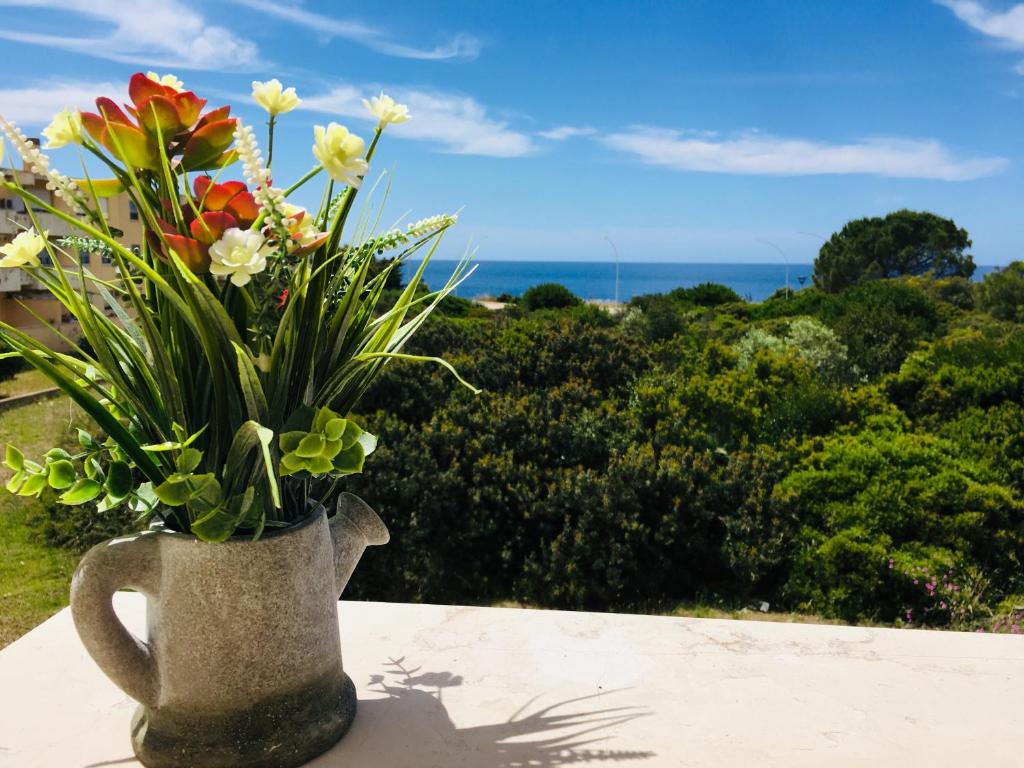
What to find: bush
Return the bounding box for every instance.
[670,282,743,307]
[521,282,582,311]
[777,418,1024,623]
[0,350,23,383]
[975,262,1024,322]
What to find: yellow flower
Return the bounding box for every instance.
[147,72,184,91]
[362,92,410,127]
[252,79,301,116]
[0,228,47,268]
[41,108,83,149]
[312,123,368,187]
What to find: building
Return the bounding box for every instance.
[1,140,142,351]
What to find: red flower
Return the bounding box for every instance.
[276,289,289,310]
[81,73,236,171]
[153,176,259,273]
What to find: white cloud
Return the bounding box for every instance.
[600,127,1007,181]
[937,0,1024,47]
[231,0,481,61]
[300,85,535,158]
[937,0,1024,72]
[0,0,260,70]
[537,125,597,141]
[0,80,123,124]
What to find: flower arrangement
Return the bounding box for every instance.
[0,73,475,541]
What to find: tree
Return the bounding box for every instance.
[813,210,974,293]
[521,282,582,311]
[975,261,1024,322]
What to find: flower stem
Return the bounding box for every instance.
[266,115,276,170]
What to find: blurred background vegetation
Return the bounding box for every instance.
[3,209,1023,644]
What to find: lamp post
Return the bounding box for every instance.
[757,239,790,297]
[604,235,620,306]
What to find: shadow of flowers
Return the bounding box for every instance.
[310,656,655,767]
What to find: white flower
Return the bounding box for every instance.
[232,122,288,230]
[208,228,270,287]
[362,92,410,127]
[312,123,368,187]
[251,79,300,116]
[147,72,184,91]
[41,108,83,149]
[0,228,47,268]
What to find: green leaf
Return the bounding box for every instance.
[106,461,133,498]
[5,471,25,494]
[279,431,304,453]
[340,420,361,449]
[191,487,252,542]
[331,442,366,475]
[296,433,326,458]
[59,478,103,505]
[47,460,77,490]
[44,448,73,462]
[185,474,221,514]
[4,444,24,472]
[154,474,192,506]
[176,448,202,474]
[189,505,233,542]
[324,418,346,442]
[19,473,48,497]
[77,429,97,450]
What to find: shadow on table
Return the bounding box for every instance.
[311,656,655,766]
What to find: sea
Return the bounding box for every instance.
[416,261,1000,304]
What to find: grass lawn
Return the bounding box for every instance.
[0,368,55,399]
[0,395,85,648]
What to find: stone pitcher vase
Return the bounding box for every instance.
[69,492,389,768]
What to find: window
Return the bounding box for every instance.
[101,251,113,265]
[129,201,139,221]
[0,198,14,210]
[79,249,90,266]
[30,189,52,213]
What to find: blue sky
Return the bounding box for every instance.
[1,0,1023,264]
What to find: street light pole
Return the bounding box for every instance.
[757,239,790,297]
[604,235,620,306]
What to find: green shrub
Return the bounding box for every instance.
[975,262,1024,322]
[670,282,743,307]
[521,282,582,311]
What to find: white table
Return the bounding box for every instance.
[1,593,1022,766]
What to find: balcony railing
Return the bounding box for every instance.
[0,269,24,293]
[0,211,76,239]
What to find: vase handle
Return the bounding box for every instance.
[328,493,389,597]
[70,531,161,707]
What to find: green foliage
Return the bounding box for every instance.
[670,282,743,307]
[975,261,1024,322]
[777,418,1024,623]
[736,317,852,383]
[521,282,582,311]
[813,210,974,293]
[0,344,23,383]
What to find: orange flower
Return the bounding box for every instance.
[152,177,260,273]
[81,73,237,172]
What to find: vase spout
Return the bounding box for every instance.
[328,493,389,597]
